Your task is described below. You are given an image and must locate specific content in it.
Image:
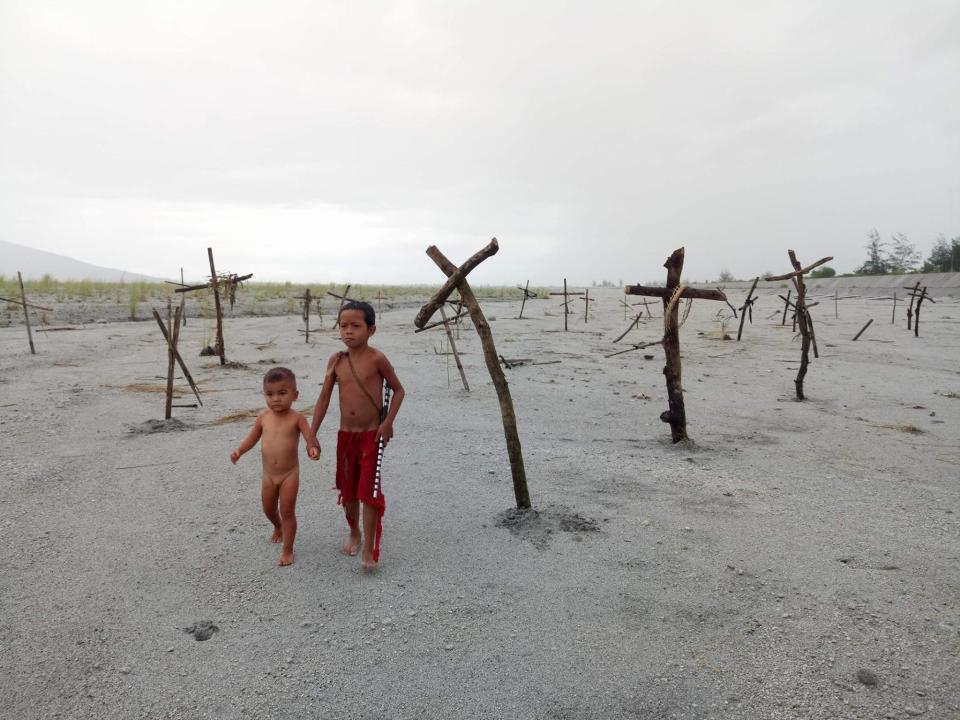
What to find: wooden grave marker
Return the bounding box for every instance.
[624,247,728,443]
[516,280,536,319]
[549,279,584,331]
[908,286,934,337]
[736,276,759,341]
[327,284,355,328]
[414,305,470,392]
[765,251,832,400]
[174,248,252,365]
[415,238,530,508]
[1,272,53,354]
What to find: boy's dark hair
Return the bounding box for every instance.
[339,300,376,326]
[264,366,296,386]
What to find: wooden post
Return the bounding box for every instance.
[852,318,873,341]
[765,252,832,400]
[737,276,759,341]
[905,281,920,330]
[834,289,838,319]
[625,249,728,443]
[152,309,203,406]
[914,287,934,338]
[517,280,531,319]
[891,292,897,324]
[17,272,35,355]
[164,304,183,419]
[781,289,791,326]
[207,248,226,365]
[583,288,589,323]
[415,239,530,509]
[303,288,311,343]
[440,306,470,392]
[564,278,569,331]
[180,267,187,327]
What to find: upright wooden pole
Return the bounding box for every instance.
[781,289,791,326]
[563,278,569,331]
[583,288,589,323]
[891,292,897,324]
[207,248,226,365]
[661,250,687,442]
[906,281,920,330]
[834,289,838,319]
[180,267,187,327]
[165,303,182,419]
[303,288,312,343]
[17,272,35,355]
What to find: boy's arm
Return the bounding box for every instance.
[376,353,405,445]
[298,413,320,460]
[231,413,264,463]
[310,352,340,435]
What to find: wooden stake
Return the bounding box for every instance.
[152,309,203,406]
[440,306,469,392]
[891,292,897,324]
[207,248,226,365]
[180,267,187,327]
[737,276,759,341]
[17,271,35,355]
[781,289,792,326]
[834,289,838,319]
[905,281,920,330]
[164,304,183,419]
[852,318,873,341]
[518,280,530,319]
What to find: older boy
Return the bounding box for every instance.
[231,367,319,566]
[311,301,405,569]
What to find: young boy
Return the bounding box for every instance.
[231,367,319,566]
[311,301,404,569]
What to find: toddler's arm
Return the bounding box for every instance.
[298,413,320,460]
[231,413,264,463]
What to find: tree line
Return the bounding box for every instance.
[855,230,960,275]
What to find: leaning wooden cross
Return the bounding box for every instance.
[414,305,471,392]
[174,248,252,366]
[765,250,832,400]
[516,280,536,319]
[295,288,316,343]
[736,276,760,341]
[625,248,728,443]
[326,284,355,328]
[414,238,531,509]
[151,305,203,418]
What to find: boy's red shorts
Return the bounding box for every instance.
[335,430,385,509]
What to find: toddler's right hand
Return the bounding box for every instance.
[230,449,240,464]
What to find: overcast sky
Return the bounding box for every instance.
[1,1,958,284]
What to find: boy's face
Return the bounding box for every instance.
[263,378,298,412]
[338,309,375,348]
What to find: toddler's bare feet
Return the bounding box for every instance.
[360,550,378,570]
[270,527,282,543]
[341,532,361,556]
[279,549,294,566]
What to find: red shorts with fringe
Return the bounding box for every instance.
[335,430,387,560]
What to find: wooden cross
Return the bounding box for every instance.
[151,304,202,418]
[905,281,921,330]
[294,288,314,343]
[374,289,389,315]
[174,248,252,365]
[549,279,585,331]
[736,277,760,341]
[579,289,595,323]
[516,280,536,319]
[164,268,190,326]
[1,272,53,354]
[326,283,355,328]
[625,247,728,443]
[415,238,531,508]
[907,286,934,337]
[765,251,832,400]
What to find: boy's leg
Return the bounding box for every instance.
[360,502,378,569]
[341,500,361,556]
[260,476,282,543]
[277,470,300,566]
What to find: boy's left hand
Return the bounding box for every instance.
[377,421,394,446]
[307,445,320,460]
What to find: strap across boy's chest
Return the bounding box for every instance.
[337,351,381,416]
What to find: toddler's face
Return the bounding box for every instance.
[263,378,298,412]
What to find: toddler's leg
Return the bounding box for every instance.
[260,476,282,543]
[360,502,378,569]
[277,470,299,566]
[341,500,361,556]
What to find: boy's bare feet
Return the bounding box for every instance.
[279,550,294,566]
[360,550,378,570]
[270,527,282,543]
[341,532,361,556]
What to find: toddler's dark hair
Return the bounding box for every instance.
[263,366,296,386]
[339,300,376,326]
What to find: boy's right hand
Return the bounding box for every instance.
[230,449,240,464]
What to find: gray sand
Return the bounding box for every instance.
[1,284,958,719]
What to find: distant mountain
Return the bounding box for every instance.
[0,240,168,282]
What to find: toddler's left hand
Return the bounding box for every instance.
[307,445,320,460]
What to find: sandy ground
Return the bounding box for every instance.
[1,283,959,719]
